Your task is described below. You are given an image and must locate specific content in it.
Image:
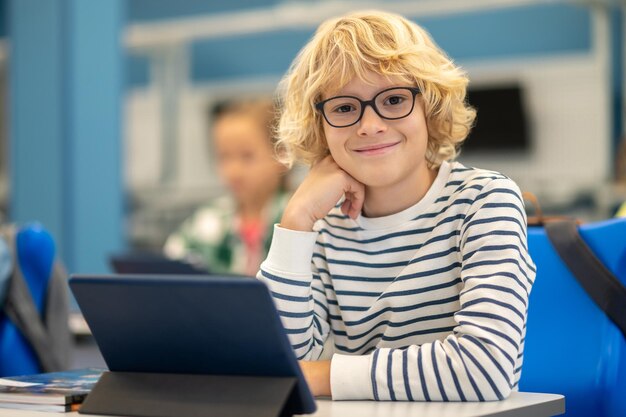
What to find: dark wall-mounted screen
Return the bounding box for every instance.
[462,85,530,153]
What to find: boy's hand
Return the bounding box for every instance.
[299,360,331,397]
[281,156,365,231]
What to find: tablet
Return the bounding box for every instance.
[69,274,317,416]
[109,253,209,275]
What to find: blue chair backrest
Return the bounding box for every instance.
[521,218,626,417]
[0,224,55,376]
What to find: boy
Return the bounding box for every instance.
[258,10,535,401]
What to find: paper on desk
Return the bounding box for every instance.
[0,378,41,387]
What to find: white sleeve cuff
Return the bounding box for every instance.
[263,224,318,275]
[330,354,374,400]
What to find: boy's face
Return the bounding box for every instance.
[321,71,431,190]
[213,114,283,206]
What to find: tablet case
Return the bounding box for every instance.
[69,274,317,417]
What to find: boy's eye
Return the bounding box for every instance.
[331,104,356,114]
[384,95,405,106]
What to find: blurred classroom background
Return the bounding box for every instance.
[0,0,624,278]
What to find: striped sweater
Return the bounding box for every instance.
[258,161,536,401]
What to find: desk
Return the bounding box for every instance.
[0,392,564,417]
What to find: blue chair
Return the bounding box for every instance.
[0,224,56,376]
[521,218,626,417]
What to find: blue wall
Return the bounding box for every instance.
[8,0,125,273]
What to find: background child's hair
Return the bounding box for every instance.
[210,98,281,149]
[276,10,476,168]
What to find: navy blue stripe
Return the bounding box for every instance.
[380,277,462,299]
[402,349,414,401]
[320,245,459,269]
[324,262,459,288]
[463,258,533,286]
[396,326,456,342]
[335,304,369,312]
[473,336,515,368]
[464,216,527,240]
[451,167,475,173]
[461,297,525,322]
[313,316,322,332]
[457,310,522,336]
[327,213,350,220]
[463,244,535,272]
[432,344,449,401]
[445,351,467,401]
[332,275,462,299]
[278,309,313,318]
[465,229,528,251]
[312,285,325,295]
[262,269,311,287]
[461,283,528,307]
[387,350,396,401]
[313,299,330,316]
[371,350,380,400]
[457,321,518,350]
[453,183,484,194]
[458,343,504,400]
[317,229,459,257]
[321,253,409,268]
[334,326,455,354]
[474,187,522,206]
[292,339,311,352]
[395,263,462,283]
[332,310,456,340]
[453,179,505,195]
[463,335,513,389]
[270,291,311,302]
[418,348,430,401]
[313,334,324,347]
[406,246,459,265]
[320,216,363,232]
[331,274,396,283]
[462,272,528,296]
[343,292,458,326]
[411,200,474,221]
[284,327,310,335]
[334,289,381,297]
[317,213,466,245]
[481,201,525,219]
[449,338,484,401]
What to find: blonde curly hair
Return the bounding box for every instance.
[276,10,476,168]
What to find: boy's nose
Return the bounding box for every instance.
[357,105,386,137]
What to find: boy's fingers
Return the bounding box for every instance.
[350,183,365,217]
[344,181,365,219]
[340,199,351,216]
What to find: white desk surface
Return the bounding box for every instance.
[0,392,564,417]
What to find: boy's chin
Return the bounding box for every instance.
[352,170,399,189]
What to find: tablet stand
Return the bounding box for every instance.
[79,371,300,417]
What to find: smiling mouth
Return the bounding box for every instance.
[354,142,400,154]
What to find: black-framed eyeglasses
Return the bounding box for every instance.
[315,87,421,128]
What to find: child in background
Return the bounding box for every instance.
[165,99,289,276]
[258,11,535,401]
